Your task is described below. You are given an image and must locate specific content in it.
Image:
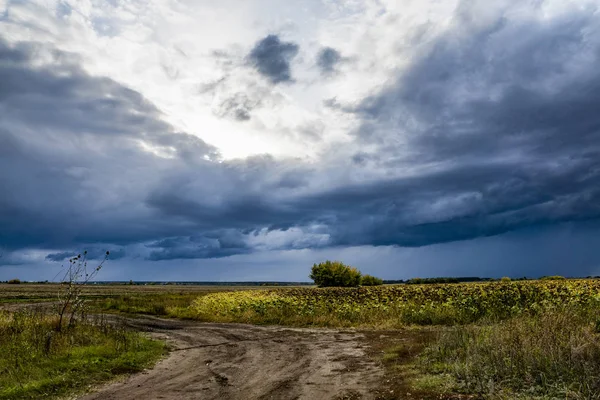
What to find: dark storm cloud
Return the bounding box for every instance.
[145,5,600,253]
[305,162,600,247]
[0,42,218,160]
[146,233,251,261]
[45,252,76,262]
[0,39,318,261]
[317,47,342,75]
[0,39,220,255]
[3,2,600,268]
[247,34,299,84]
[340,6,600,246]
[46,248,125,262]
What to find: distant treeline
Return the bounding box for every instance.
[386,276,600,284]
[384,277,494,284]
[4,277,600,285]
[408,277,481,284]
[89,281,314,286]
[0,280,316,286]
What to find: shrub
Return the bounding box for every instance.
[7,278,20,284]
[540,275,566,280]
[309,261,361,287]
[407,277,459,284]
[500,276,511,282]
[361,274,383,286]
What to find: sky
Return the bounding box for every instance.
[1,0,600,281]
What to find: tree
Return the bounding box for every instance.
[361,274,383,286]
[309,261,361,287]
[540,275,565,280]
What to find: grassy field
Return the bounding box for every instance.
[0,284,241,399]
[2,281,600,399]
[89,285,276,318]
[0,309,164,399]
[0,284,275,399]
[0,283,237,303]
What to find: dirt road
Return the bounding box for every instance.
[79,316,393,400]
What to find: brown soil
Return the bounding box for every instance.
[79,316,395,400]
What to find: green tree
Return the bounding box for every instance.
[540,275,566,280]
[361,274,383,286]
[309,261,361,287]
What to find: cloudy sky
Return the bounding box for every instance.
[1,0,600,281]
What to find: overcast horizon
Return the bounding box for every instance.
[2,0,600,281]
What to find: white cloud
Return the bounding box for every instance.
[0,0,463,160]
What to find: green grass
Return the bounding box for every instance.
[418,308,600,399]
[92,293,202,318]
[0,283,242,304]
[0,310,165,399]
[88,286,277,319]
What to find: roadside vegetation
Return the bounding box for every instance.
[0,252,166,399]
[421,308,600,399]
[0,309,164,399]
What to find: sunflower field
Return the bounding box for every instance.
[190,279,600,327]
